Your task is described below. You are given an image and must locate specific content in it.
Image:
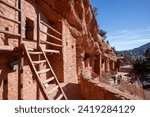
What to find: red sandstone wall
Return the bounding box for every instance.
[47,54,64,83]
[80,78,143,100]
[0,0,50,100]
[62,21,77,83]
[0,55,18,100]
[80,78,122,100]
[0,0,79,100]
[0,0,18,46]
[0,0,117,100]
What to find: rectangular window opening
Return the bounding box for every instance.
[25,18,34,40]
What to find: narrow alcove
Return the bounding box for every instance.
[25,18,34,40]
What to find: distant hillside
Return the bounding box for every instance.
[117,42,150,58]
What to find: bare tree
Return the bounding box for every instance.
[93,7,98,16]
[99,29,107,39]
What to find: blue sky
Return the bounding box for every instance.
[90,0,150,50]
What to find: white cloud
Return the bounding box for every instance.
[107,28,150,50]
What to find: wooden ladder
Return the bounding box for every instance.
[22,43,67,100]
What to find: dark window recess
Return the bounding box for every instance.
[32,75,35,80]
[71,45,74,49]
[5,27,9,31]
[84,53,90,60]
[3,80,8,85]
[7,61,18,71]
[102,59,104,64]
[66,42,68,46]
[25,18,34,40]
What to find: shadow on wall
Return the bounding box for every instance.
[62,83,84,100]
[0,66,11,100]
[3,28,9,45]
[2,27,19,45]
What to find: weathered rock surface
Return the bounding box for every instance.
[0,0,117,100]
[35,0,116,57]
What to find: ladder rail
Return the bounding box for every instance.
[23,44,67,100]
[40,40,62,47]
[0,0,22,37]
[0,0,21,11]
[40,20,62,36]
[0,14,21,24]
[40,30,62,42]
[37,14,62,49]
[39,46,68,100]
[22,44,49,100]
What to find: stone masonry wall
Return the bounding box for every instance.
[0,55,18,100]
[0,0,117,100]
[0,0,49,100]
[80,78,143,100]
[0,0,18,46]
[62,21,77,83]
[80,78,122,100]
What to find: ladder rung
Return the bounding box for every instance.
[56,94,63,100]
[37,68,50,74]
[44,49,60,54]
[27,48,35,51]
[29,50,60,55]
[29,51,42,55]
[47,86,59,95]
[44,83,49,88]
[33,60,47,64]
[43,77,55,84]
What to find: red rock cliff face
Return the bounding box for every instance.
[35,0,106,55]
[35,0,117,84]
[0,0,117,100]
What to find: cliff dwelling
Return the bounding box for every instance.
[0,0,145,100]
